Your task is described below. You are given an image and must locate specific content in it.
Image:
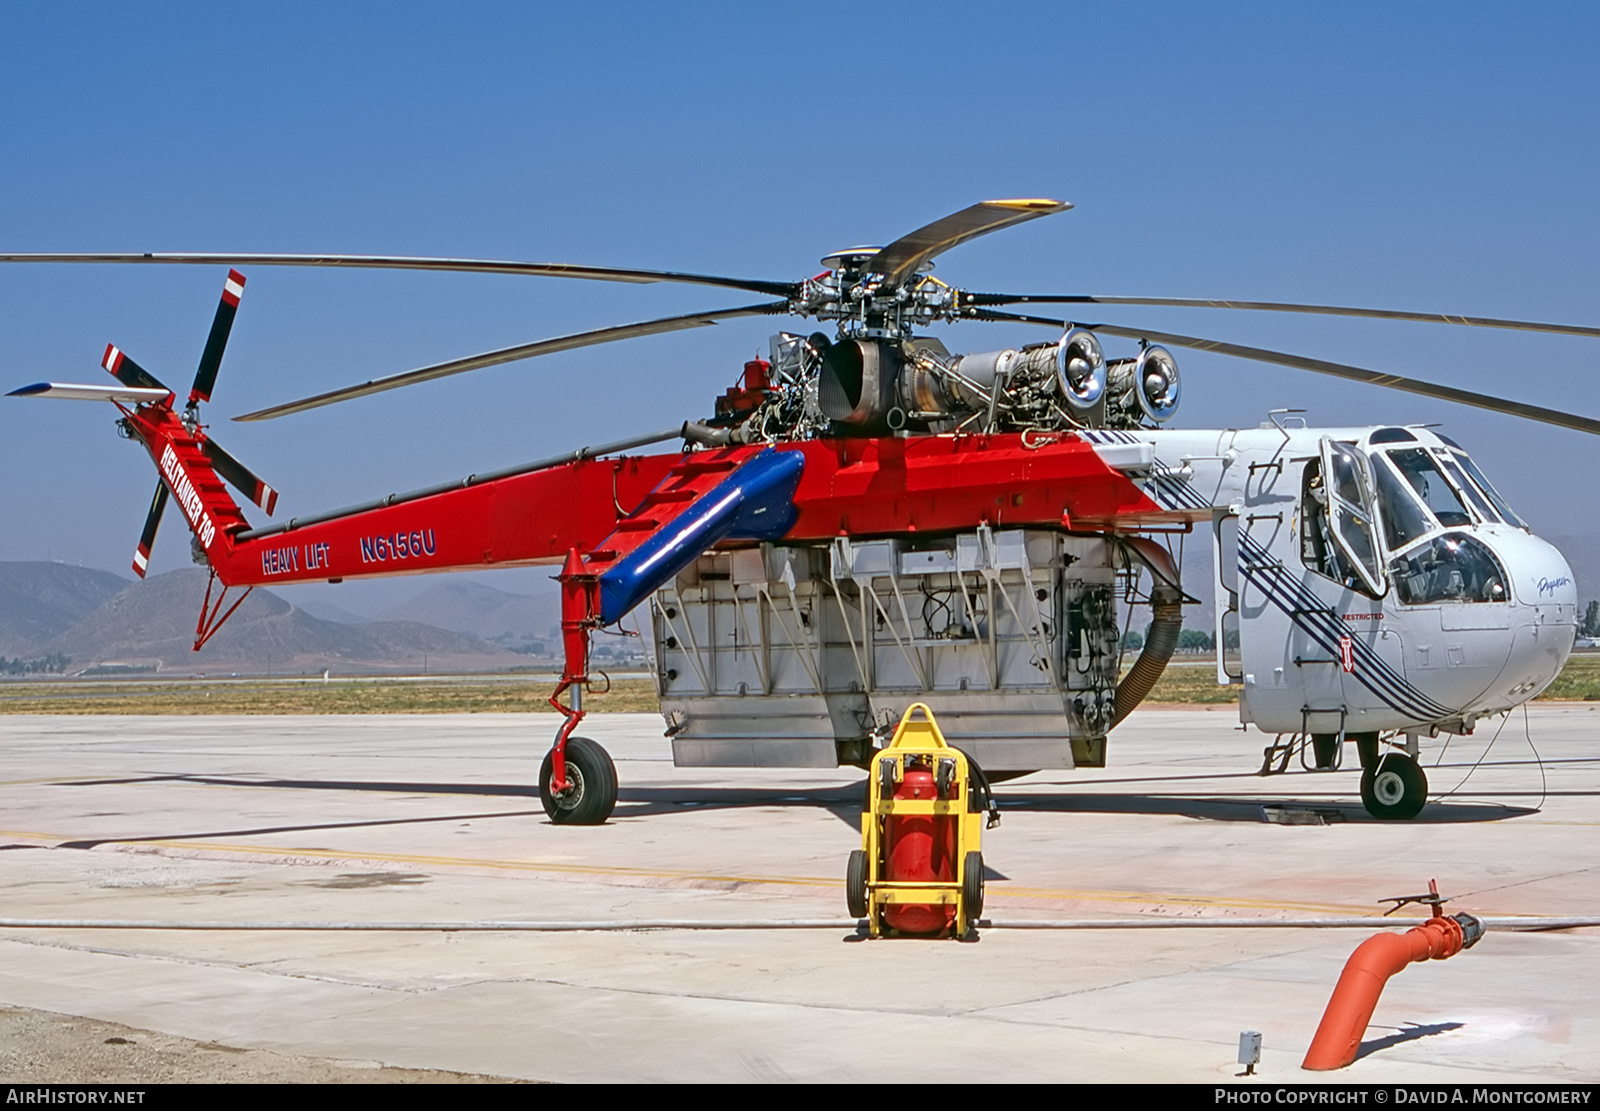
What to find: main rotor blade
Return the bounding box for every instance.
[871,200,1072,287]
[965,292,1600,340]
[972,308,1600,436]
[7,382,171,404]
[0,252,797,299]
[232,300,790,422]
[190,269,245,405]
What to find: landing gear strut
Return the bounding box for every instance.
[536,547,618,825]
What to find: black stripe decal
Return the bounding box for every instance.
[1145,451,1451,723]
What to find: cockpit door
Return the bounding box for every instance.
[1318,438,1387,598]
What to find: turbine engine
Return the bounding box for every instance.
[815,327,1173,434]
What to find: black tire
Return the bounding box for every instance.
[846,849,869,919]
[539,736,618,825]
[1360,753,1428,820]
[962,850,984,922]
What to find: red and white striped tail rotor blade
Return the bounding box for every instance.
[189,269,245,405]
[102,344,170,394]
[201,438,278,515]
[132,482,169,578]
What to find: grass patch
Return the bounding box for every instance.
[3,653,1597,714]
[0,675,661,715]
[1138,659,1239,704]
[1533,652,1600,701]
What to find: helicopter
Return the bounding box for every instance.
[4,199,1587,824]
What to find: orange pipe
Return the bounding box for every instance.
[1302,914,1474,1071]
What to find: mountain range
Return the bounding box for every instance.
[0,562,558,675]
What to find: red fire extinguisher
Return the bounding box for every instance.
[883,761,958,934]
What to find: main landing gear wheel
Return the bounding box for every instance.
[1360,752,1428,820]
[539,736,618,825]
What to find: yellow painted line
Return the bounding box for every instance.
[997,885,1364,916]
[1,826,1379,915]
[119,839,842,889]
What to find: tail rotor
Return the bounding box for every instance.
[89,268,276,577]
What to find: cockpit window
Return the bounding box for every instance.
[1369,427,1418,444]
[1371,454,1433,550]
[1451,451,1528,529]
[1386,448,1472,527]
[1328,445,1367,507]
[1389,533,1509,605]
[1302,444,1385,599]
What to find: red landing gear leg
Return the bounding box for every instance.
[539,549,618,825]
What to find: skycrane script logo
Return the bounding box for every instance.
[158,443,216,548]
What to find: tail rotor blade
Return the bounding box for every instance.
[190,269,245,405]
[102,344,169,394]
[202,438,279,514]
[132,482,169,578]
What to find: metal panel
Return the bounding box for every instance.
[653,529,1123,770]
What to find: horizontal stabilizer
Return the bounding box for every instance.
[7,381,172,404]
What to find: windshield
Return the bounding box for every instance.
[1371,454,1433,550]
[1385,448,1471,527]
[1452,450,1528,529]
[1434,450,1499,524]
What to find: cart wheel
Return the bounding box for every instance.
[539,736,618,825]
[846,849,869,919]
[962,850,984,922]
[877,756,897,800]
[1360,753,1427,820]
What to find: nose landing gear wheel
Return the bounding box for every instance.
[539,736,618,825]
[1360,752,1428,820]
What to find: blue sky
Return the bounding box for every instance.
[3,2,1597,610]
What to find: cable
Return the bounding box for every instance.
[1523,701,1548,813]
[3,916,1597,932]
[1430,710,1510,802]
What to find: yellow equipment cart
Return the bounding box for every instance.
[847,703,997,940]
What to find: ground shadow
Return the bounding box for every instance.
[1354,1020,1465,1060]
[62,774,539,798]
[55,807,547,849]
[48,772,1538,843]
[996,791,1536,824]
